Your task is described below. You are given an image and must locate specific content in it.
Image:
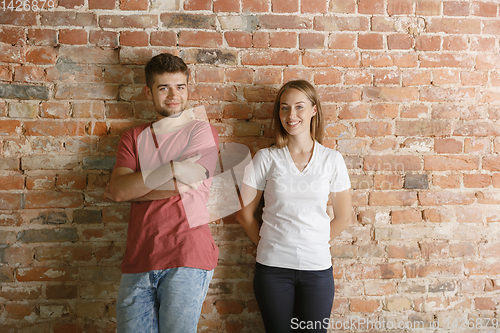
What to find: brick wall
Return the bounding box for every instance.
[1,0,500,332]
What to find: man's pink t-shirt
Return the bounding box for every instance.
[114,120,219,273]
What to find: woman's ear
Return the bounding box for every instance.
[312,105,317,116]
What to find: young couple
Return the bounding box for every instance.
[105,53,352,333]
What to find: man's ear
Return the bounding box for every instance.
[144,85,153,101]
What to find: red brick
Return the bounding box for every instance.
[425,155,479,171]
[345,70,371,85]
[434,138,462,154]
[314,16,368,31]
[355,122,392,137]
[0,174,24,190]
[374,69,400,85]
[254,68,281,85]
[427,18,482,34]
[415,35,441,51]
[223,104,253,120]
[387,0,414,14]
[25,46,57,64]
[99,15,157,29]
[302,0,327,13]
[387,34,413,49]
[242,50,299,66]
[55,84,119,100]
[252,31,269,48]
[470,36,496,52]
[369,191,417,206]
[214,0,240,12]
[284,68,313,83]
[299,33,324,49]
[0,65,12,80]
[444,1,470,16]
[4,304,36,319]
[259,15,312,30]
[120,31,148,47]
[24,120,86,137]
[59,0,85,8]
[421,87,475,103]
[120,0,148,10]
[465,261,500,276]
[472,1,498,17]
[364,155,421,171]
[358,0,384,14]
[13,65,45,83]
[17,267,78,282]
[179,31,222,47]
[89,30,118,48]
[464,174,491,188]
[388,245,420,259]
[185,0,212,10]
[406,263,461,278]
[364,87,418,102]
[24,192,83,208]
[303,51,358,67]
[89,0,115,9]
[272,0,298,12]
[339,104,368,120]
[313,69,342,85]
[59,29,87,45]
[350,299,380,312]
[242,0,269,12]
[419,191,476,206]
[150,31,176,47]
[26,174,56,190]
[358,33,384,49]
[374,175,402,190]
[225,68,253,84]
[461,71,488,86]
[443,35,468,51]
[1,10,35,26]
[416,0,442,15]
[215,300,244,314]
[195,67,224,83]
[225,31,252,48]
[0,44,24,64]
[0,193,22,210]
[56,174,87,190]
[392,209,422,224]
[0,26,25,45]
[269,32,297,48]
[40,12,96,27]
[328,33,356,49]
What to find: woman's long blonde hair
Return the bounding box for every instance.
[271,80,324,149]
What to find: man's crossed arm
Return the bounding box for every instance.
[104,155,208,202]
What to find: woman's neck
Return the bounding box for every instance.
[287,135,314,154]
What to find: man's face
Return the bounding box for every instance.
[145,72,189,119]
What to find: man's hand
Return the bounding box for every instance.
[173,154,207,186]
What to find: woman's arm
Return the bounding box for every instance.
[329,189,353,241]
[236,183,263,246]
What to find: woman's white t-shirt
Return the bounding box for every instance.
[242,142,351,271]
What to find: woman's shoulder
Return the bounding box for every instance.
[316,142,343,159]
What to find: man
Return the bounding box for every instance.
[104,53,219,332]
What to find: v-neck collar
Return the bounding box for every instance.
[284,141,317,175]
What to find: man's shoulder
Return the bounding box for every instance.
[121,122,154,140]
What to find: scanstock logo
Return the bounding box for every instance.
[137,105,252,227]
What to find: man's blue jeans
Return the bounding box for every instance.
[116,267,214,333]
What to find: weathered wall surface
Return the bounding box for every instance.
[0,0,499,332]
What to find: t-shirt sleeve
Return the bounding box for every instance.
[114,130,137,171]
[183,122,219,178]
[330,151,351,192]
[242,149,268,191]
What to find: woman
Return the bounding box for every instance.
[236,80,352,333]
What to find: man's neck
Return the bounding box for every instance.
[153,108,194,135]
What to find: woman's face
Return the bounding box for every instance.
[279,88,317,137]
